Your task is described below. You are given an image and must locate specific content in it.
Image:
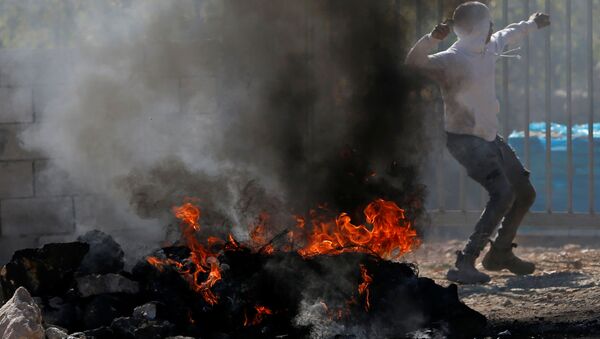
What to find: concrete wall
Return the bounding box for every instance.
[0,47,218,263]
[0,49,76,261]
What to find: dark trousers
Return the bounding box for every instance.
[446,132,536,257]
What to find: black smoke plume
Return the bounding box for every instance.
[22,0,436,239]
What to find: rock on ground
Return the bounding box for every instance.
[0,242,89,297]
[45,326,68,339]
[133,302,157,320]
[77,230,124,275]
[76,273,139,298]
[0,287,44,339]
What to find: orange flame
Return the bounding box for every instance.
[173,202,201,231]
[298,199,419,259]
[249,212,270,249]
[148,198,419,314]
[243,305,273,326]
[225,233,242,251]
[148,201,222,305]
[319,300,352,320]
[146,256,183,271]
[358,264,373,311]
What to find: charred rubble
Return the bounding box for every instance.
[0,229,486,339]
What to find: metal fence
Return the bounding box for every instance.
[422,0,600,230]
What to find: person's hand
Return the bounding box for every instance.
[529,12,550,29]
[431,21,452,40]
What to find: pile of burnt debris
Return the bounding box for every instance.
[0,230,485,339]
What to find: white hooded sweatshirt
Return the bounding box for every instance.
[406,11,537,141]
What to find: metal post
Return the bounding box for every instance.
[415,0,423,39]
[544,0,552,213]
[437,0,444,25]
[502,0,509,138]
[588,0,595,214]
[304,0,314,209]
[566,0,573,213]
[524,0,531,168]
[459,167,466,212]
[436,0,446,212]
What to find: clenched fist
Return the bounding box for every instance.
[431,21,452,40]
[530,12,550,29]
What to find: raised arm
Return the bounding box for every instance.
[492,12,550,52]
[405,22,450,76]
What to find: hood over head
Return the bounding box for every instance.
[452,2,492,53]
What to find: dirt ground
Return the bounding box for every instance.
[404,237,600,338]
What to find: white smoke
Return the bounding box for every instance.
[20,1,285,242]
[18,0,431,255]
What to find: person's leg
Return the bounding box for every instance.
[445,133,516,283]
[482,137,536,275]
[462,172,516,256]
[494,137,536,247]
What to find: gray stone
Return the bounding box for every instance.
[77,230,124,275]
[0,287,44,339]
[76,274,139,298]
[498,330,511,337]
[1,242,88,296]
[1,197,74,236]
[111,316,174,339]
[0,161,33,198]
[41,297,78,330]
[32,297,43,307]
[45,326,68,339]
[133,303,157,320]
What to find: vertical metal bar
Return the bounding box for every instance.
[588,0,595,214]
[566,0,573,213]
[544,0,552,213]
[437,0,444,22]
[436,0,446,212]
[304,0,314,209]
[415,0,423,38]
[459,0,474,211]
[459,167,466,211]
[437,0,444,40]
[194,0,203,19]
[524,0,531,168]
[502,0,509,138]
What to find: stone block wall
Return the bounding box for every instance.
[0,49,75,262]
[0,47,218,263]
